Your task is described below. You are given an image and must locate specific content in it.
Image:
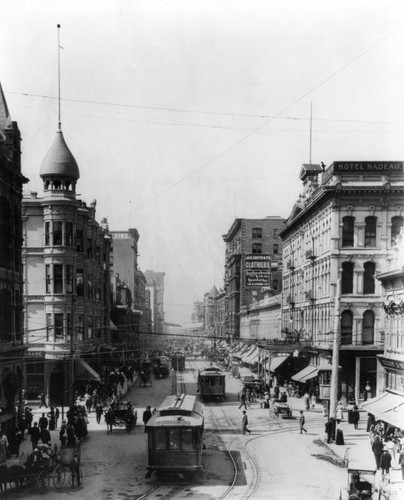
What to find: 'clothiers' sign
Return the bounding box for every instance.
[333,161,403,173]
[245,254,270,287]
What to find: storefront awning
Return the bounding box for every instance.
[270,355,290,372]
[244,348,259,365]
[75,358,100,381]
[241,346,256,362]
[362,392,404,430]
[291,364,319,383]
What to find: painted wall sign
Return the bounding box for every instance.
[245,254,271,287]
[110,232,130,240]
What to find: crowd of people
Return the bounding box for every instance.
[367,414,404,479]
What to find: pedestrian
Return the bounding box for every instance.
[268,398,275,420]
[40,427,51,446]
[25,406,33,432]
[105,407,115,434]
[372,435,383,469]
[0,439,7,491]
[304,392,310,410]
[380,448,392,477]
[142,405,152,432]
[299,410,307,434]
[30,422,40,451]
[325,417,334,443]
[336,401,343,424]
[398,446,404,480]
[366,412,375,433]
[241,410,251,434]
[55,407,60,429]
[238,391,247,410]
[13,427,22,457]
[39,392,48,408]
[59,421,68,447]
[352,406,360,430]
[66,423,77,446]
[95,404,104,424]
[47,407,56,430]
[39,412,48,431]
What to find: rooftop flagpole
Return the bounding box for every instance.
[57,24,62,131]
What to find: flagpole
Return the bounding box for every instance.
[57,24,61,130]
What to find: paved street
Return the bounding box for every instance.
[6,360,398,499]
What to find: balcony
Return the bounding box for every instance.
[286,295,295,307]
[305,249,316,260]
[286,260,295,270]
[304,291,314,301]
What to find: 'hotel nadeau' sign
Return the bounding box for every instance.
[333,161,403,173]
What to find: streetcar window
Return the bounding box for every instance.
[168,430,180,449]
[154,429,166,450]
[181,429,194,450]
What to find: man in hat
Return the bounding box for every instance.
[241,410,251,435]
[299,410,307,434]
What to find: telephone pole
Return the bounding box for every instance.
[329,279,341,419]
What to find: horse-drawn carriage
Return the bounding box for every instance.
[1,442,82,495]
[152,356,170,378]
[105,400,137,433]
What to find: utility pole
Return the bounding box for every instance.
[329,278,341,419]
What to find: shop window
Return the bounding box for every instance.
[252,227,262,238]
[53,221,63,246]
[341,310,353,345]
[364,216,377,247]
[391,216,403,246]
[54,264,63,293]
[252,243,262,254]
[341,262,354,294]
[363,262,375,294]
[362,310,374,345]
[342,216,354,247]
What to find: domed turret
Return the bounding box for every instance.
[40,129,80,193]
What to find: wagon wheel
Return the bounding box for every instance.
[53,464,65,489]
[36,470,50,494]
[69,468,83,489]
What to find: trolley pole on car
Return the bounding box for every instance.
[329,279,341,419]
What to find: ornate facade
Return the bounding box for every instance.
[0,82,28,431]
[280,161,404,403]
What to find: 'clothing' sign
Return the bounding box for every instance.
[245,254,270,287]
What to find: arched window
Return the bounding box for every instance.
[341,262,354,294]
[342,216,354,247]
[365,216,377,247]
[391,216,403,246]
[341,310,353,345]
[363,262,375,294]
[363,310,374,345]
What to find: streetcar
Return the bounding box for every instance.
[197,365,226,400]
[145,393,204,479]
[171,351,186,371]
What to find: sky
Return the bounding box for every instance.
[1,0,404,324]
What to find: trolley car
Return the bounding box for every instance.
[171,351,186,371]
[145,393,204,479]
[197,365,226,400]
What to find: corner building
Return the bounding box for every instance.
[279,162,404,404]
[22,127,112,405]
[0,83,28,431]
